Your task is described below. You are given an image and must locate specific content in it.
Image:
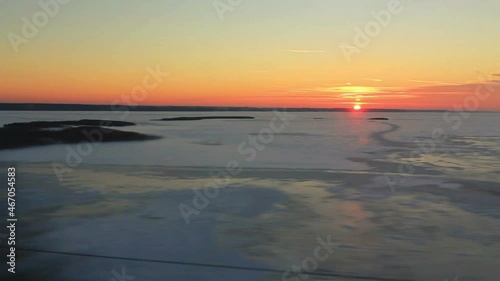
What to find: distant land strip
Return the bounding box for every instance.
[0,103,470,112]
[153,116,255,121]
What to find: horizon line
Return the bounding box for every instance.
[0,102,499,112]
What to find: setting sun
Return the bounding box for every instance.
[353,105,362,111]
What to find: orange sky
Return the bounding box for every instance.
[1,1,500,110]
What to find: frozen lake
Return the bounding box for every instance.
[0,111,499,281]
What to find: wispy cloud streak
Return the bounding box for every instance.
[275,49,325,53]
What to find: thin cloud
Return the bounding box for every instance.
[275,49,325,53]
[338,45,357,49]
[359,77,382,82]
[409,79,461,86]
[404,81,500,95]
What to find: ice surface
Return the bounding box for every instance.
[0,111,499,281]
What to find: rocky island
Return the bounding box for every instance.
[153,116,255,121]
[0,119,160,149]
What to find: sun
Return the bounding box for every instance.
[353,104,362,111]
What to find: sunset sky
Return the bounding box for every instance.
[1,0,499,109]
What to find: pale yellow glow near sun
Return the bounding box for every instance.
[338,86,377,94]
